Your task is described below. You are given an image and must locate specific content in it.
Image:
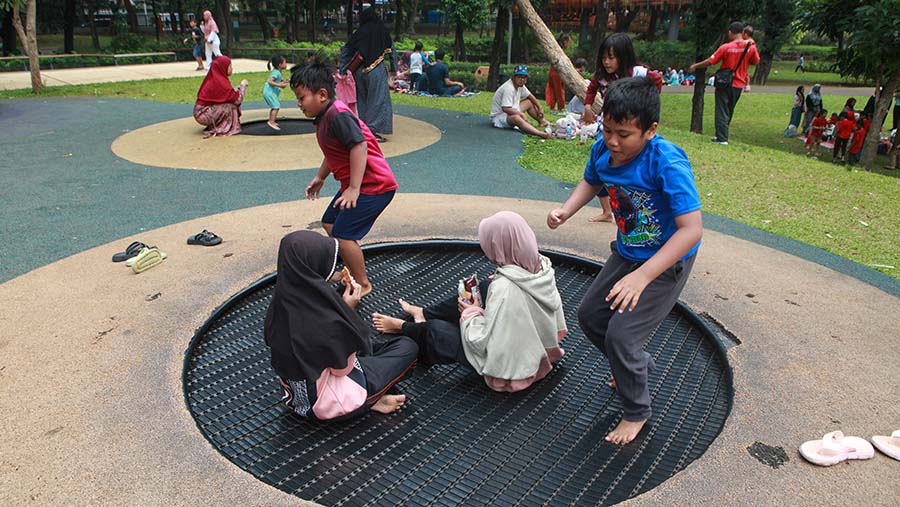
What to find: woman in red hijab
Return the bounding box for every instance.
[193,56,249,138]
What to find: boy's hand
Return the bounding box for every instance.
[334,187,360,209]
[342,280,362,309]
[606,270,652,313]
[547,208,570,229]
[306,176,325,200]
[457,297,478,314]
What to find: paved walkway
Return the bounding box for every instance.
[1,92,898,506]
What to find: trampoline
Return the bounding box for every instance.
[241,118,316,136]
[184,241,733,507]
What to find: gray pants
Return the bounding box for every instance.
[578,242,696,422]
[714,86,743,142]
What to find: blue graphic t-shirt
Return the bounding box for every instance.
[584,134,702,262]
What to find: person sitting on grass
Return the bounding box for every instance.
[291,57,398,297]
[489,65,552,139]
[264,231,418,420]
[546,77,703,445]
[424,49,465,97]
[372,211,567,393]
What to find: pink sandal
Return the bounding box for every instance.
[871,430,900,461]
[799,430,874,466]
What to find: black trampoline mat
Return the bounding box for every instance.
[184,242,732,507]
[241,118,315,136]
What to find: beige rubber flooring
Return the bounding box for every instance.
[1,195,898,506]
[111,109,442,171]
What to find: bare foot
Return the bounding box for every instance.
[608,376,617,390]
[605,419,647,445]
[359,283,373,297]
[372,313,404,334]
[399,298,426,323]
[371,394,406,414]
[541,131,554,140]
[588,213,613,223]
[267,121,281,131]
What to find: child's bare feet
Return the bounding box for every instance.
[589,213,613,223]
[372,313,404,334]
[399,298,426,322]
[605,419,646,445]
[267,121,281,131]
[371,394,406,414]
[608,376,617,390]
[359,282,373,297]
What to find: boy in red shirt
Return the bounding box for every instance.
[832,112,856,164]
[806,109,827,156]
[291,59,398,296]
[847,119,867,165]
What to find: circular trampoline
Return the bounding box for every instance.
[241,118,316,136]
[184,242,733,507]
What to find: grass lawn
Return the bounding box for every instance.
[763,60,869,87]
[3,76,897,278]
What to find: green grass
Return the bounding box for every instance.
[36,34,117,53]
[2,76,898,278]
[764,60,868,87]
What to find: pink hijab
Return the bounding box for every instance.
[202,10,219,36]
[478,211,542,274]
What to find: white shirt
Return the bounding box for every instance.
[491,79,531,120]
[410,52,425,74]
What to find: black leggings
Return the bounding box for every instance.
[833,137,850,160]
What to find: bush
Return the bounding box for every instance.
[633,40,695,72]
[0,54,175,72]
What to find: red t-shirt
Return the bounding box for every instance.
[836,118,856,140]
[848,128,867,154]
[314,100,398,195]
[707,40,761,89]
[810,116,827,135]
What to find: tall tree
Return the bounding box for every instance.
[86,0,100,49]
[2,6,17,55]
[797,0,860,51]
[443,0,489,61]
[833,0,900,166]
[215,0,233,49]
[611,0,638,32]
[308,0,317,41]
[515,0,587,102]
[1,0,42,92]
[589,1,608,72]
[487,2,510,90]
[63,0,75,52]
[249,0,271,40]
[750,0,794,85]
[121,0,139,32]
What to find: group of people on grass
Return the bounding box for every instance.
[250,48,702,445]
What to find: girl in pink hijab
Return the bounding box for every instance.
[202,10,221,70]
[373,211,567,392]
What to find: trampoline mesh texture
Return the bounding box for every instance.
[241,118,316,136]
[184,242,732,507]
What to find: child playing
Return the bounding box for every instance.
[372,211,568,393]
[823,112,838,142]
[264,230,418,420]
[582,33,663,224]
[833,112,856,164]
[334,53,358,115]
[806,109,827,157]
[546,33,571,115]
[183,19,204,71]
[264,55,289,130]
[408,41,430,92]
[847,119,867,166]
[290,58,398,297]
[547,77,703,445]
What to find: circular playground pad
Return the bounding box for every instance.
[183,242,733,507]
[240,118,317,136]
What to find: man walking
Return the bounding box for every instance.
[689,22,760,145]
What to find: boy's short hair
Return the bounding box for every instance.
[414,41,423,51]
[573,57,588,70]
[290,58,335,99]
[729,21,745,34]
[601,77,660,132]
[742,25,754,37]
[434,49,445,60]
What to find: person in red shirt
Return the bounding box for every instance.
[807,109,827,156]
[832,112,857,163]
[689,21,761,145]
[847,119,867,165]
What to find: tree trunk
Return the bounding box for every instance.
[88,0,100,50]
[2,8,17,56]
[408,0,418,34]
[454,20,465,61]
[64,0,76,52]
[614,2,638,33]
[152,0,160,42]
[644,7,659,40]
[309,0,318,41]
[122,0,139,33]
[487,5,507,91]
[216,0,233,50]
[752,54,773,85]
[515,0,586,100]
[861,73,900,166]
[578,8,590,47]
[176,0,186,33]
[590,2,607,71]
[12,1,42,93]
[254,1,271,40]
[394,0,404,39]
[690,67,707,133]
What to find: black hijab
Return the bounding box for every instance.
[348,7,395,71]
[264,231,372,382]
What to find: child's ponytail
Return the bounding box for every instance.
[268,54,285,71]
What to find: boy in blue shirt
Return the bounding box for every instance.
[547,77,703,445]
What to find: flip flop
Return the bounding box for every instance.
[126,247,167,273]
[799,431,874,466]
[187,229,222,246]
[112,241,148,262]
[871,430,900,461]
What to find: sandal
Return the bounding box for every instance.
[126,247,167,274]
[374,134,387,143]
[871,430,900,461]
[187,229,222,246]
[112,241,149,262]
[799,431,874,466]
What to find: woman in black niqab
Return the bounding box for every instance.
[343,7,396,138]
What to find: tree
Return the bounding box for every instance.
[750,0,794,85]
[443,0,489,61]
[797,0,860,51]
[487,2,511,90]
[833,0,900,166]
[2,0,42,92]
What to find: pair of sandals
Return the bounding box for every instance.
[111,241,168,274]
[800,430,900,466]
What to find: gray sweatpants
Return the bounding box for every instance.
[578,241,696,422]
[714,86,742,142]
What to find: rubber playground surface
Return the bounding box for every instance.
[1,62,898,506]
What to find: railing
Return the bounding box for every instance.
[0,51,179,71]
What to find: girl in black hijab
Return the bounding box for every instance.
[264,230,418,420]
[343,7,396,139]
